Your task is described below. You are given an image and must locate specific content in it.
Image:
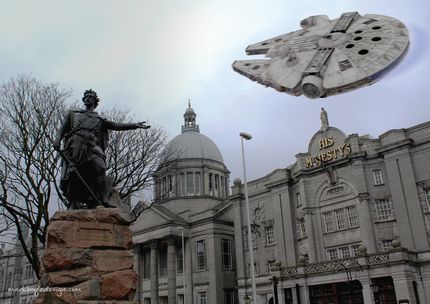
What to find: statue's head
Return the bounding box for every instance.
[82,89,100,108]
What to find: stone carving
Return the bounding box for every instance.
[320,182,354,201]
[251,202,265,236]
[320,107,329,131]
[54,89,150,209]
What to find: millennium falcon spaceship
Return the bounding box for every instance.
[232,12,409,99]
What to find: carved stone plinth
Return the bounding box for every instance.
[34,209,137,304]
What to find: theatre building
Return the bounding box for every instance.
[230,109,430,304]
[132,105,430,304]
[132,104,237,304]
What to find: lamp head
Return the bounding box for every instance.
[240,132,252,140]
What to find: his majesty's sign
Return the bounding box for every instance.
[306,136,351,168]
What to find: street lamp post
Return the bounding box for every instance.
[240,131,257,303]
[177,226,186,304]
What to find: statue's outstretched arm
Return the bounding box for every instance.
[104,120,150,131]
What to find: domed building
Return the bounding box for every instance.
[132,104,237,304]
[155,102,229,205]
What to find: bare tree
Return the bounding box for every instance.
[0,75,71,278]
[103,108,169,201]
[0,76,174,278]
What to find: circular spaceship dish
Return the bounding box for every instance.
[232,12,409,99]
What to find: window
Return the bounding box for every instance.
[209,173,213,195]
[196,240,206,270]
[248,262,258,276]
[159,245,167,276]
[221,239,232,270]
[285,288,293,304]
[198,292,208,304]
[323,206,359,232]
[161,176,173,196]
[265,225,275,245]
[381,239,393,251]
[323,212,334,232]
[224,290,235,304]
[179,173,185,196]
[324,206,360,233]
[24,264,33,279]
[267,260,276,273]
[143,247,151,278]
[373,169,384,185]
[186,172,194,195]
[296,218,306,239]
[215,174,220,197]
[162,177,167,196]
[375,199,394,221]
[177,244,183,273]
[168,175,173,194]
[335,209,347,230]
[326,244,361,260]
[296,192,302,207]
[195,172,201,195]
[339,247,350,258]
[327,249,338,260]
[347,205,358,227]
[178,295,184,304]
[351,244,361,256]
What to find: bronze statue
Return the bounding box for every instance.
[54,89,149,209]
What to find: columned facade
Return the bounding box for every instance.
[132,103,236,304]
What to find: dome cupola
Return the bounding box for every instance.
[165,102,224,164]
[156,102,230,202]
[182,101,199,132]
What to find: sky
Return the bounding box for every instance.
[0,0,429,189]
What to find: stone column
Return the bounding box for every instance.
[384,153,429,251]
[167,236,177,304]
[150,240,159,304]
[393,274,416,304]
[358,193,377,253]
[185,237,193,304]
[359,276,375,304]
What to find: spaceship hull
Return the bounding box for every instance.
[232,12,409,99]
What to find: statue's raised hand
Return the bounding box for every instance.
[136,121,151,129]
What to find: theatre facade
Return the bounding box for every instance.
[230,110,430,304]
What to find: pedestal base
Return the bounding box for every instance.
[34,209,138,304]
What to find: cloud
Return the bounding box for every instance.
[0,0,429,184]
